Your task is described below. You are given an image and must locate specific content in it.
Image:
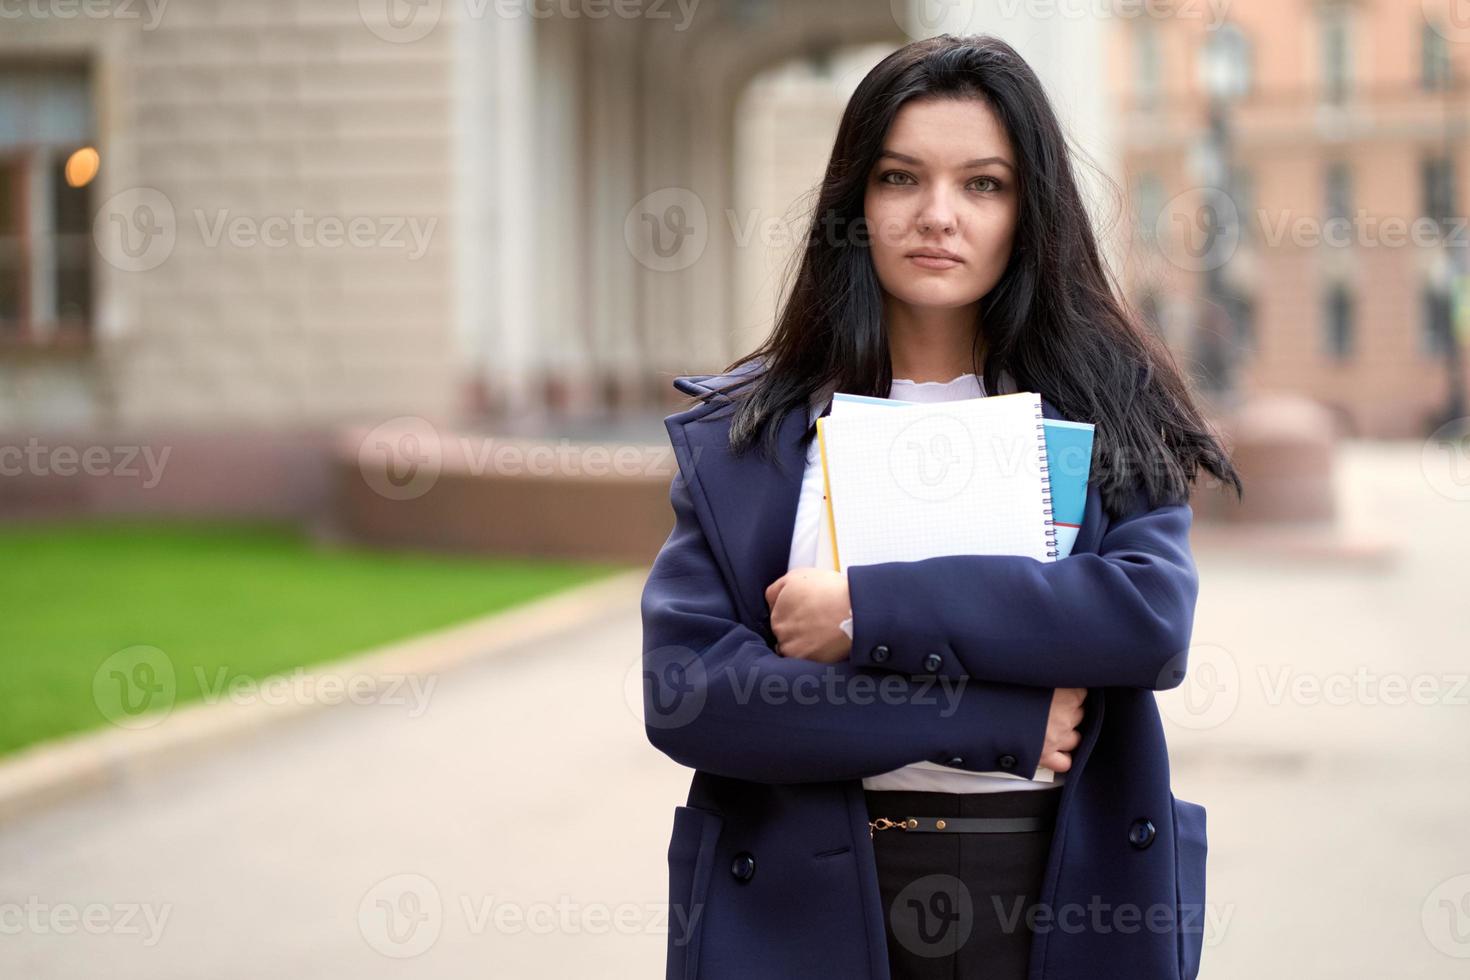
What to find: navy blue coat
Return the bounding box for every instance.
[640,361,1209,980]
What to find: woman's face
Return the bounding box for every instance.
[862,96,1020,312]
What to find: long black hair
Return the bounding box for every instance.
[691,32,1241,520]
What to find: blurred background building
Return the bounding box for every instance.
[0,0,1466,537]
[1114,1,1469,437]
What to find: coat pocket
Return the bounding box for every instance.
[1171,794,1208,980]
[666,805,724,980]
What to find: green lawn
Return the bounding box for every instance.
[0,521,627,756]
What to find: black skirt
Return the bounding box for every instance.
[864,785,1063,980]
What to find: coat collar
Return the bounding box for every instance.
[665,365,1065,636]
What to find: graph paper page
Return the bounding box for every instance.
[821,392,1053,569]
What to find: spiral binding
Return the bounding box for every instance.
[1036,399,1059,559]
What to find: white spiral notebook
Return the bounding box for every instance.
[815,391,1057,571]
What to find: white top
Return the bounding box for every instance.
[786,369,1058,793]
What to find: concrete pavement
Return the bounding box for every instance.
[0,440,1466,978]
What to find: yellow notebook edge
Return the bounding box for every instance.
[816,415,841,572]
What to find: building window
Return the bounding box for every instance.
[1422,283,1453,357]
[1422,22,1452,92]
[1133,172,1165,247]
[1422,155,1457,228]
[1320,5,1352,105]
[1325,283,1353,360]
[0,63,96,344]
[1324,161,1353,247]
[1230,164,1254,243]
[1136,21,1162,109]
[1226,287,1256,351]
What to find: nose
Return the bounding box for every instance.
[916,185,958,235]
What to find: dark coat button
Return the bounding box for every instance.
[1128,818,1156,849]
[997,754,1017,770]
[730,851,756,882]
[870,644,890,664]
[945,756,965,767]
[922,652,943,672]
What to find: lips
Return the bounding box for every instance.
[907,250,963,269]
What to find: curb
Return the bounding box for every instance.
[0,568,649,825]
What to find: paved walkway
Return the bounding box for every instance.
[0,440,1466,977]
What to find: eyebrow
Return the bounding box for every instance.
[877,150,1015,172]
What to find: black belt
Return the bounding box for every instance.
[869,815,1052,838]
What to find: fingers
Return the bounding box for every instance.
[765,574,786,609]
[1042,751,1072,773]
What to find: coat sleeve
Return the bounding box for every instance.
[640,470,1056,785]
[845,487,1198,691]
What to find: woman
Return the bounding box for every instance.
[641,33,1241,980]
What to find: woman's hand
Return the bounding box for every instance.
[1042,687,1087,772]
[764,568,852,664]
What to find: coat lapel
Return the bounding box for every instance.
[669,398,808,639]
